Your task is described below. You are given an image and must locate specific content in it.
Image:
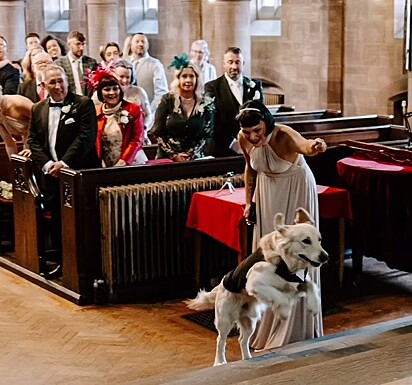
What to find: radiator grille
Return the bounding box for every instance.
[99,174,244,297]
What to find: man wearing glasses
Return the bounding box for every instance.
[55,30,97,96]
[18,51,53,102]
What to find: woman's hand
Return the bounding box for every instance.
[244,202,256,225]
[311,138,327,153]
[18,149,31,158]
[172,153,190,162]
[114,159,127,167]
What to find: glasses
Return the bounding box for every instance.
[192,50,205,54]
[34,61,52,66]
[102,85,120,92]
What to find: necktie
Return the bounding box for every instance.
[231,81,242,105]
[77,60,84,94]
[49,102,64,108]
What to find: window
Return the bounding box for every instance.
[251,0,282,37]
[44,0,69,32]
[126,0,158,35]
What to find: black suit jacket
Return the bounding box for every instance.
[204,75,263,157]
[0,63,20,95]
[17,79,40,103]
[28,91,100,170]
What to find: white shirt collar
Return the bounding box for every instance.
[224,73,243,87]
[68,52,82,63]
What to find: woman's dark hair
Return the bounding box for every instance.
[40,35,66,58]
[235,100,275,136]
[100,42,122,61]
[96,75,124,103]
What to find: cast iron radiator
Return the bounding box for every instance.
[99,174,245,300]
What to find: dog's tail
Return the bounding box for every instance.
[184,285,220,311]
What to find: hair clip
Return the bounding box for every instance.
[168,53,190,70]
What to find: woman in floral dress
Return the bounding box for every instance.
[92,72,145,167]
[150,54,214,162]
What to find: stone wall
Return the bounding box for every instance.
[1,0,409,116]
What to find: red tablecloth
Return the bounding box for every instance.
[337,153,412,273]
[186,186,353,253]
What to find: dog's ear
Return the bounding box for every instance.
[274,213,287,233]
[294,208,315,225]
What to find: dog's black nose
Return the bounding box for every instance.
[319,250,329,263]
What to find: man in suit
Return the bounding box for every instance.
[128,33,168,126]
[17,51,53,102]
[28,63,99,278]
[55,30,97,96]
[0,36,20,95]
[204,46,263,157]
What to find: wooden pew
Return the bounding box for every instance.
[286,114,394,132]
[0,141,24,183]
[7,156,246,304]
[271,109,342,123]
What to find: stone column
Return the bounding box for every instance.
[0,0,26,60]
[181,0,202,52]
[85,0,119,60]
[202,0,251,76]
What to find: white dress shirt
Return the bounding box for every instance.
[69,53,83,95]
[42,100,62,173]
[225,73,243,105]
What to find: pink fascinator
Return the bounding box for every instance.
[85,65,116,93]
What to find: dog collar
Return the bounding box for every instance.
[275,260,305,283]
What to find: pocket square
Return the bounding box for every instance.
[65,118,75,125]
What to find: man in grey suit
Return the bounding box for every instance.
[55,30,97,96]
[28,63,99,278]
[205,47,263,157]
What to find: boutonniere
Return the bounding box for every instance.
[249,80,256,88]
[116,110,132,125]
[60,103,78,121]
[252,90,261,100]
[196,96,215,116]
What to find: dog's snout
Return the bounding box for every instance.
[319,250,329,264]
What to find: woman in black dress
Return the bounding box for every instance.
[150,54,214,162]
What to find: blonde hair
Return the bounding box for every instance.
[170,64,203,112]
[21,46,44,81]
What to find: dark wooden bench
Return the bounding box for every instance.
[286,114,394,132]
[6,156,246,304]
[271,109,342,123]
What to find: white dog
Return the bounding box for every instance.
[185,208,329,366]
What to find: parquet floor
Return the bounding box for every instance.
[1,258,412,385]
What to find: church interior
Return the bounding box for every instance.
[1,0,412,384]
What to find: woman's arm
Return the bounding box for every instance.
[239,134,257,223]
[280,124,327,156]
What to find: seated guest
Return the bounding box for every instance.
[150,54,214,162]
[18,51,53,102]
[110,58,153,142]
[99,42,122,66]
[21,46,45,82]
[90,70,146,166]
[40,35,66,61]
[0,87,33,158]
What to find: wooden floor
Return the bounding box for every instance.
[1,258,412,385]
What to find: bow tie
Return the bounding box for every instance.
[49,102,64,108]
